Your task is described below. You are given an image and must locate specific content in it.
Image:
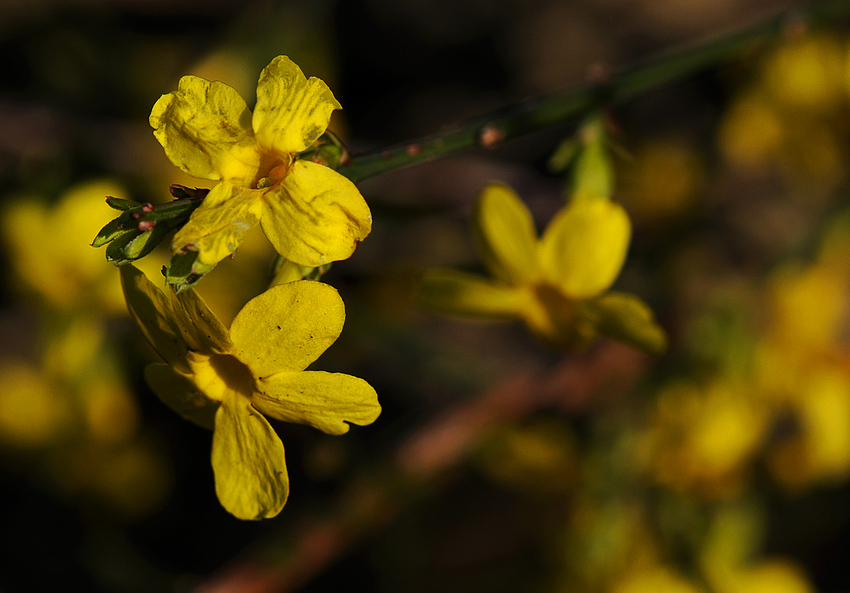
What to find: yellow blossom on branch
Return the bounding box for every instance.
[150,55,371,277]
[120,265,380,520]
[419,183,666,353]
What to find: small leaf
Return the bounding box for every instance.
[106,196,141,211]
[92,217,127,247]
[106,229,146,264]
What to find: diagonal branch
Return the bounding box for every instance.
[339,0,850,184]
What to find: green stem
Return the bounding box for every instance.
[339,0,850,185]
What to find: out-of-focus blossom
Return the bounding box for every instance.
[719,34,849,190]
[475,419,577,495]
[420,183,666,353]
[643,380,767,497]
[619,138,704,225]
[2,179,127,312]
[612,566,705,593]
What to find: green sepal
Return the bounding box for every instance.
[92,217,127,247]
[165,250,216,293]
[93,192,207,264]
[295,130,350,170]
[547,138,579,174]
[105,222,174,265]
[105,196,141,211]
[567,115,614,203]
[571,139,614,202]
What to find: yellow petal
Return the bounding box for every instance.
[260,160,371,267]
[172,182,263,268]
[0,362,71,449]
[539,199,631,298]
[587,291,667,355]
[419,268,524,318]
[171,289,232,354]
[211,393,288,520]
[150,75,262,183]
[230,280,345,377]
[472,183,539,284]
[120,266,189,371]
[144,363,218,430]
[254,371,380,435]
[252,56,341,155]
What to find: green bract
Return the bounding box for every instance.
[120,265,381,520]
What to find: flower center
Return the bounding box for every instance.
[188,352,256,402]
[522,283,596,350]
[253,152,292,190]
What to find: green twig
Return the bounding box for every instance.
[339,0,850,185]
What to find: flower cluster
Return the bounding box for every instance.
[111,56,381,519]
[104,56,669,522]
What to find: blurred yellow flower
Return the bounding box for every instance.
[768,260,850,356]
[420,183,666,353]
[767,368,850,488]
[150,55,371,275]
[718,560,815,593]
[0,361,72,449]
[764,35,846,113]
[719,34,848,188]
[619,139,704,224]
[613,566,705,593]
[475,419,577,494]
[646,381,767,496]
[718,91,785,171]
[121,265,381,519]
[2,180,126,312]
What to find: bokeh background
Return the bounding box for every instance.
[3,0,850,591]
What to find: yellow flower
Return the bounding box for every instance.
[120,265,381,520]
[613,566,705,593]
[150,55,371,273]
[2,180,127,312]
[419,183,666,353]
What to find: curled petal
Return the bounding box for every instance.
[254,371,380,435]
[473,183,539,284]
[260,160,371,267]
[120,265,189,371]
[586,291,668,355]
[539,199,631,299]
[144,363,218,430]
[211,393,288,520]
[230,280,345,377]
[172,182,263,268]
[419,268,524,319]
[150,76,262,183]
[253,56,342,155]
